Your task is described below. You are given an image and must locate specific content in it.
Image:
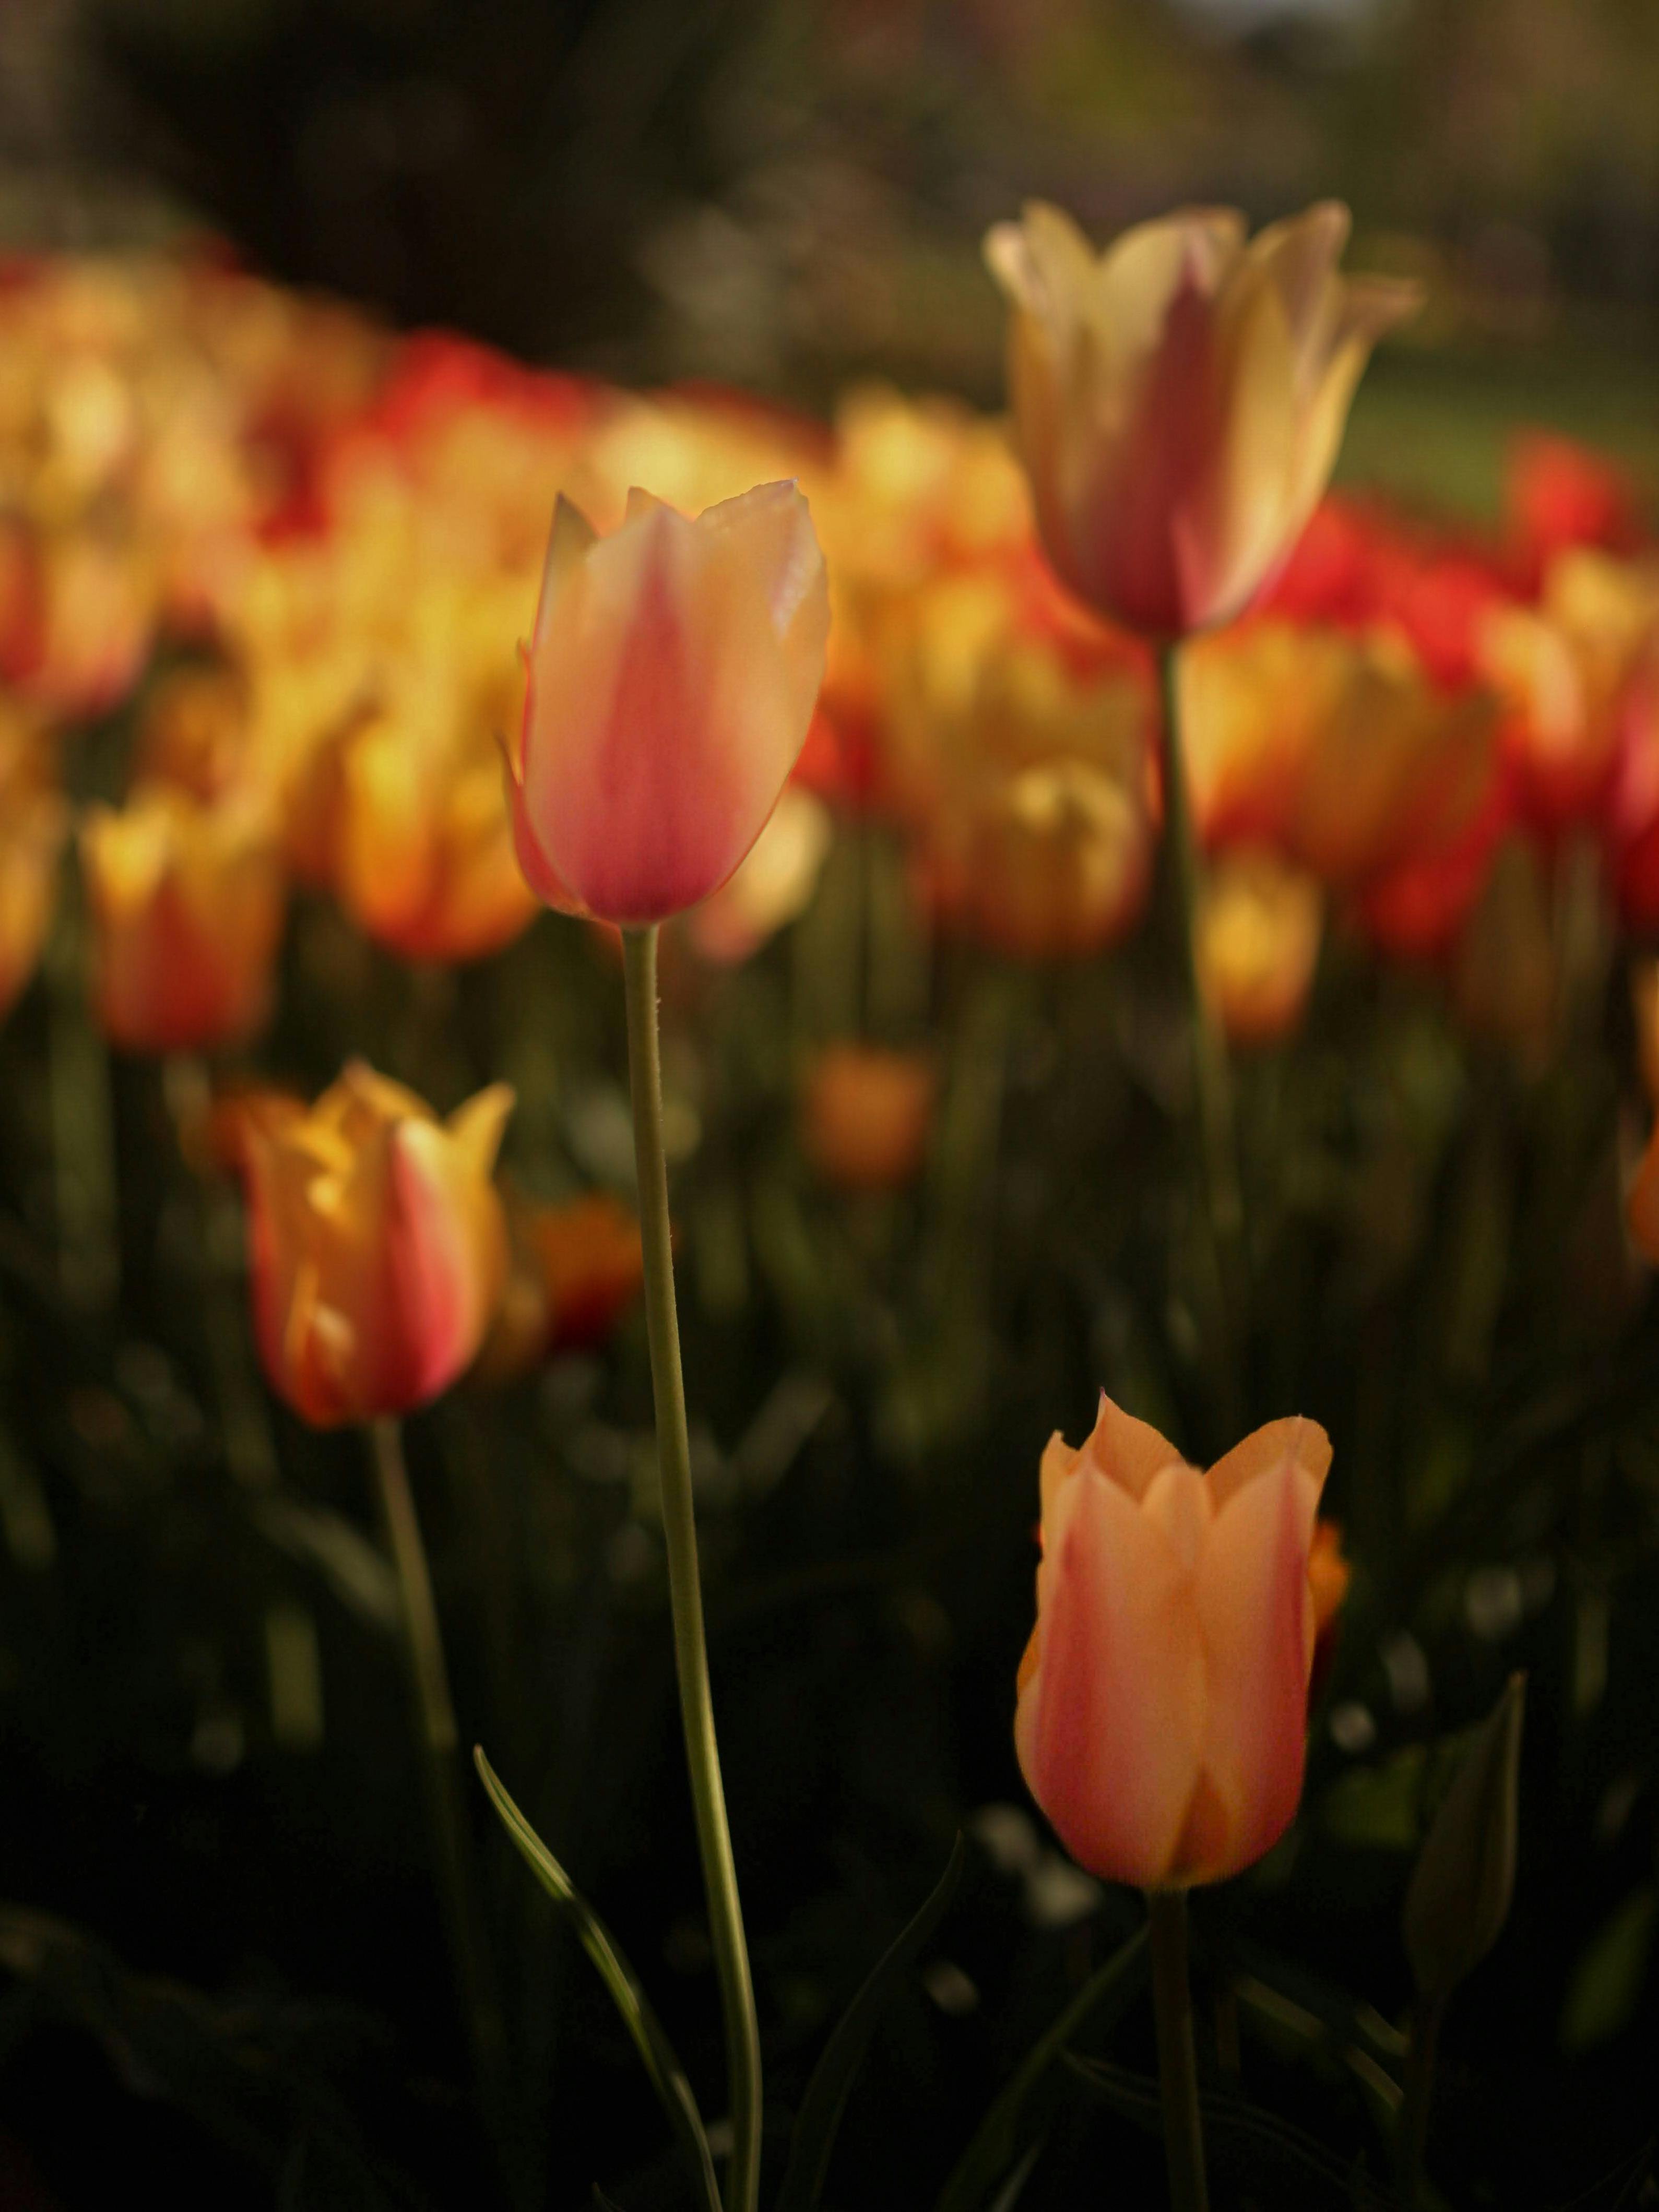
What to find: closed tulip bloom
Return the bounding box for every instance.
[508,481,831,925]
[1016,1394,1332,1887]
[985,201,1418,637]
[242,1061,512,1428]
[81,787,286,1052]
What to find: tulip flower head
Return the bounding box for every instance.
[985,201,1418,637]
[508,481,831,925]
[0,713,67,1024]
[81,786,286,1053]
[800,1043,937,1193]
[242,1062,512,1428]
[1016,1394,1332,1888]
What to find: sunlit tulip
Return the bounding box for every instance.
[335,670,539,964]
[80,787,286,1052]
[800,1044,935,1193]
[1196,850,1322,1046]
[939,761,1156,962]
[1016,1393,1331,1887]
[508,482,831,924]
[0,715,67,1022]
[242,1062,512,1428]
[688,786,833,964]
[984,200,1417,636]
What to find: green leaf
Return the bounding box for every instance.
[934,1924,1148,2212]
[775,1834,966,2212]
[1559,1885,1657,2054]
[1404,1674,1526,2002]
[473,1749,721,2212]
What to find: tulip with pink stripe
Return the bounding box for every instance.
[507,481,831,925]
[1016,1393,1332,1887]
[242,1062,512,1429]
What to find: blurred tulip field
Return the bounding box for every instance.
[3,4,1659,2209]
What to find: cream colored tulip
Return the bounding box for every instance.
[985,201,1417,636]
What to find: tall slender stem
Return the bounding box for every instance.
[1159,645,1245,1426]
[622,925,761,2212]
[1147,1888,1210,2212]
[368,1418,511,2167]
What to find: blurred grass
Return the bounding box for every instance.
[1338,329,1659,520]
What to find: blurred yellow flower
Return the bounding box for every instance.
[1196,850,1323,1046]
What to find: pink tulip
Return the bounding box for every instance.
[1015,1393,1332,1887]
[507,481,831,925]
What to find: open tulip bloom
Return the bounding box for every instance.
[984,200,1419,640]
[1017,1392,1332,1889]
[506,479,831,925]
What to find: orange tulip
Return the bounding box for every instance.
[507,482,830,924]
[80,787,286,1052]
[800,1044,935,1193]
[1016,1394,1331,1887]
[334,670,539,964]
[1196,851,1323,1046]
[985,201,1417,637]
[479,1191,644,1382]
[242,1062,512,1428]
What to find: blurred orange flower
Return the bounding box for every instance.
[1016,1394,1332,1886]
[0,711,67,1022]
[242,1062,512,1428]
[1180,619,1499,923]
[800,1043,935,1193]
[985,201,1417,637]
[509,483,830,924]
[479,1191,644,1382]
[80,787,286,1052]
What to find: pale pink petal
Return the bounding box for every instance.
[1190,1443,1321,1879]
[1019,1463,1205,1886]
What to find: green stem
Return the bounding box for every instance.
[1398,1991,1443,2209]
[368,1418,511,2169]
[1147,1888,1210,2212]
[622,925,761,2212]
[1158,645,1245,1417]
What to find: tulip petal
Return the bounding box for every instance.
[1082,1390,1187,1502]
[1191,1439,1321,1878]
[386,1116,507,1406]
[1018,1462,1205,1887]
[1205,1413,1331,1512]
[446,1081,515,1181]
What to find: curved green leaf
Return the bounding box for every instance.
[934,1923,1148,2212]
[775,1834,966,2212]
[474,1747,721,2212]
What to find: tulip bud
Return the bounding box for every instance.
[507,481,831,925]
[1016,1395,1332,1887]
[1403,1673,1526,2003]
[241,1061,512,1428]
[985,200,1418,637]
[80,787,286,1053]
